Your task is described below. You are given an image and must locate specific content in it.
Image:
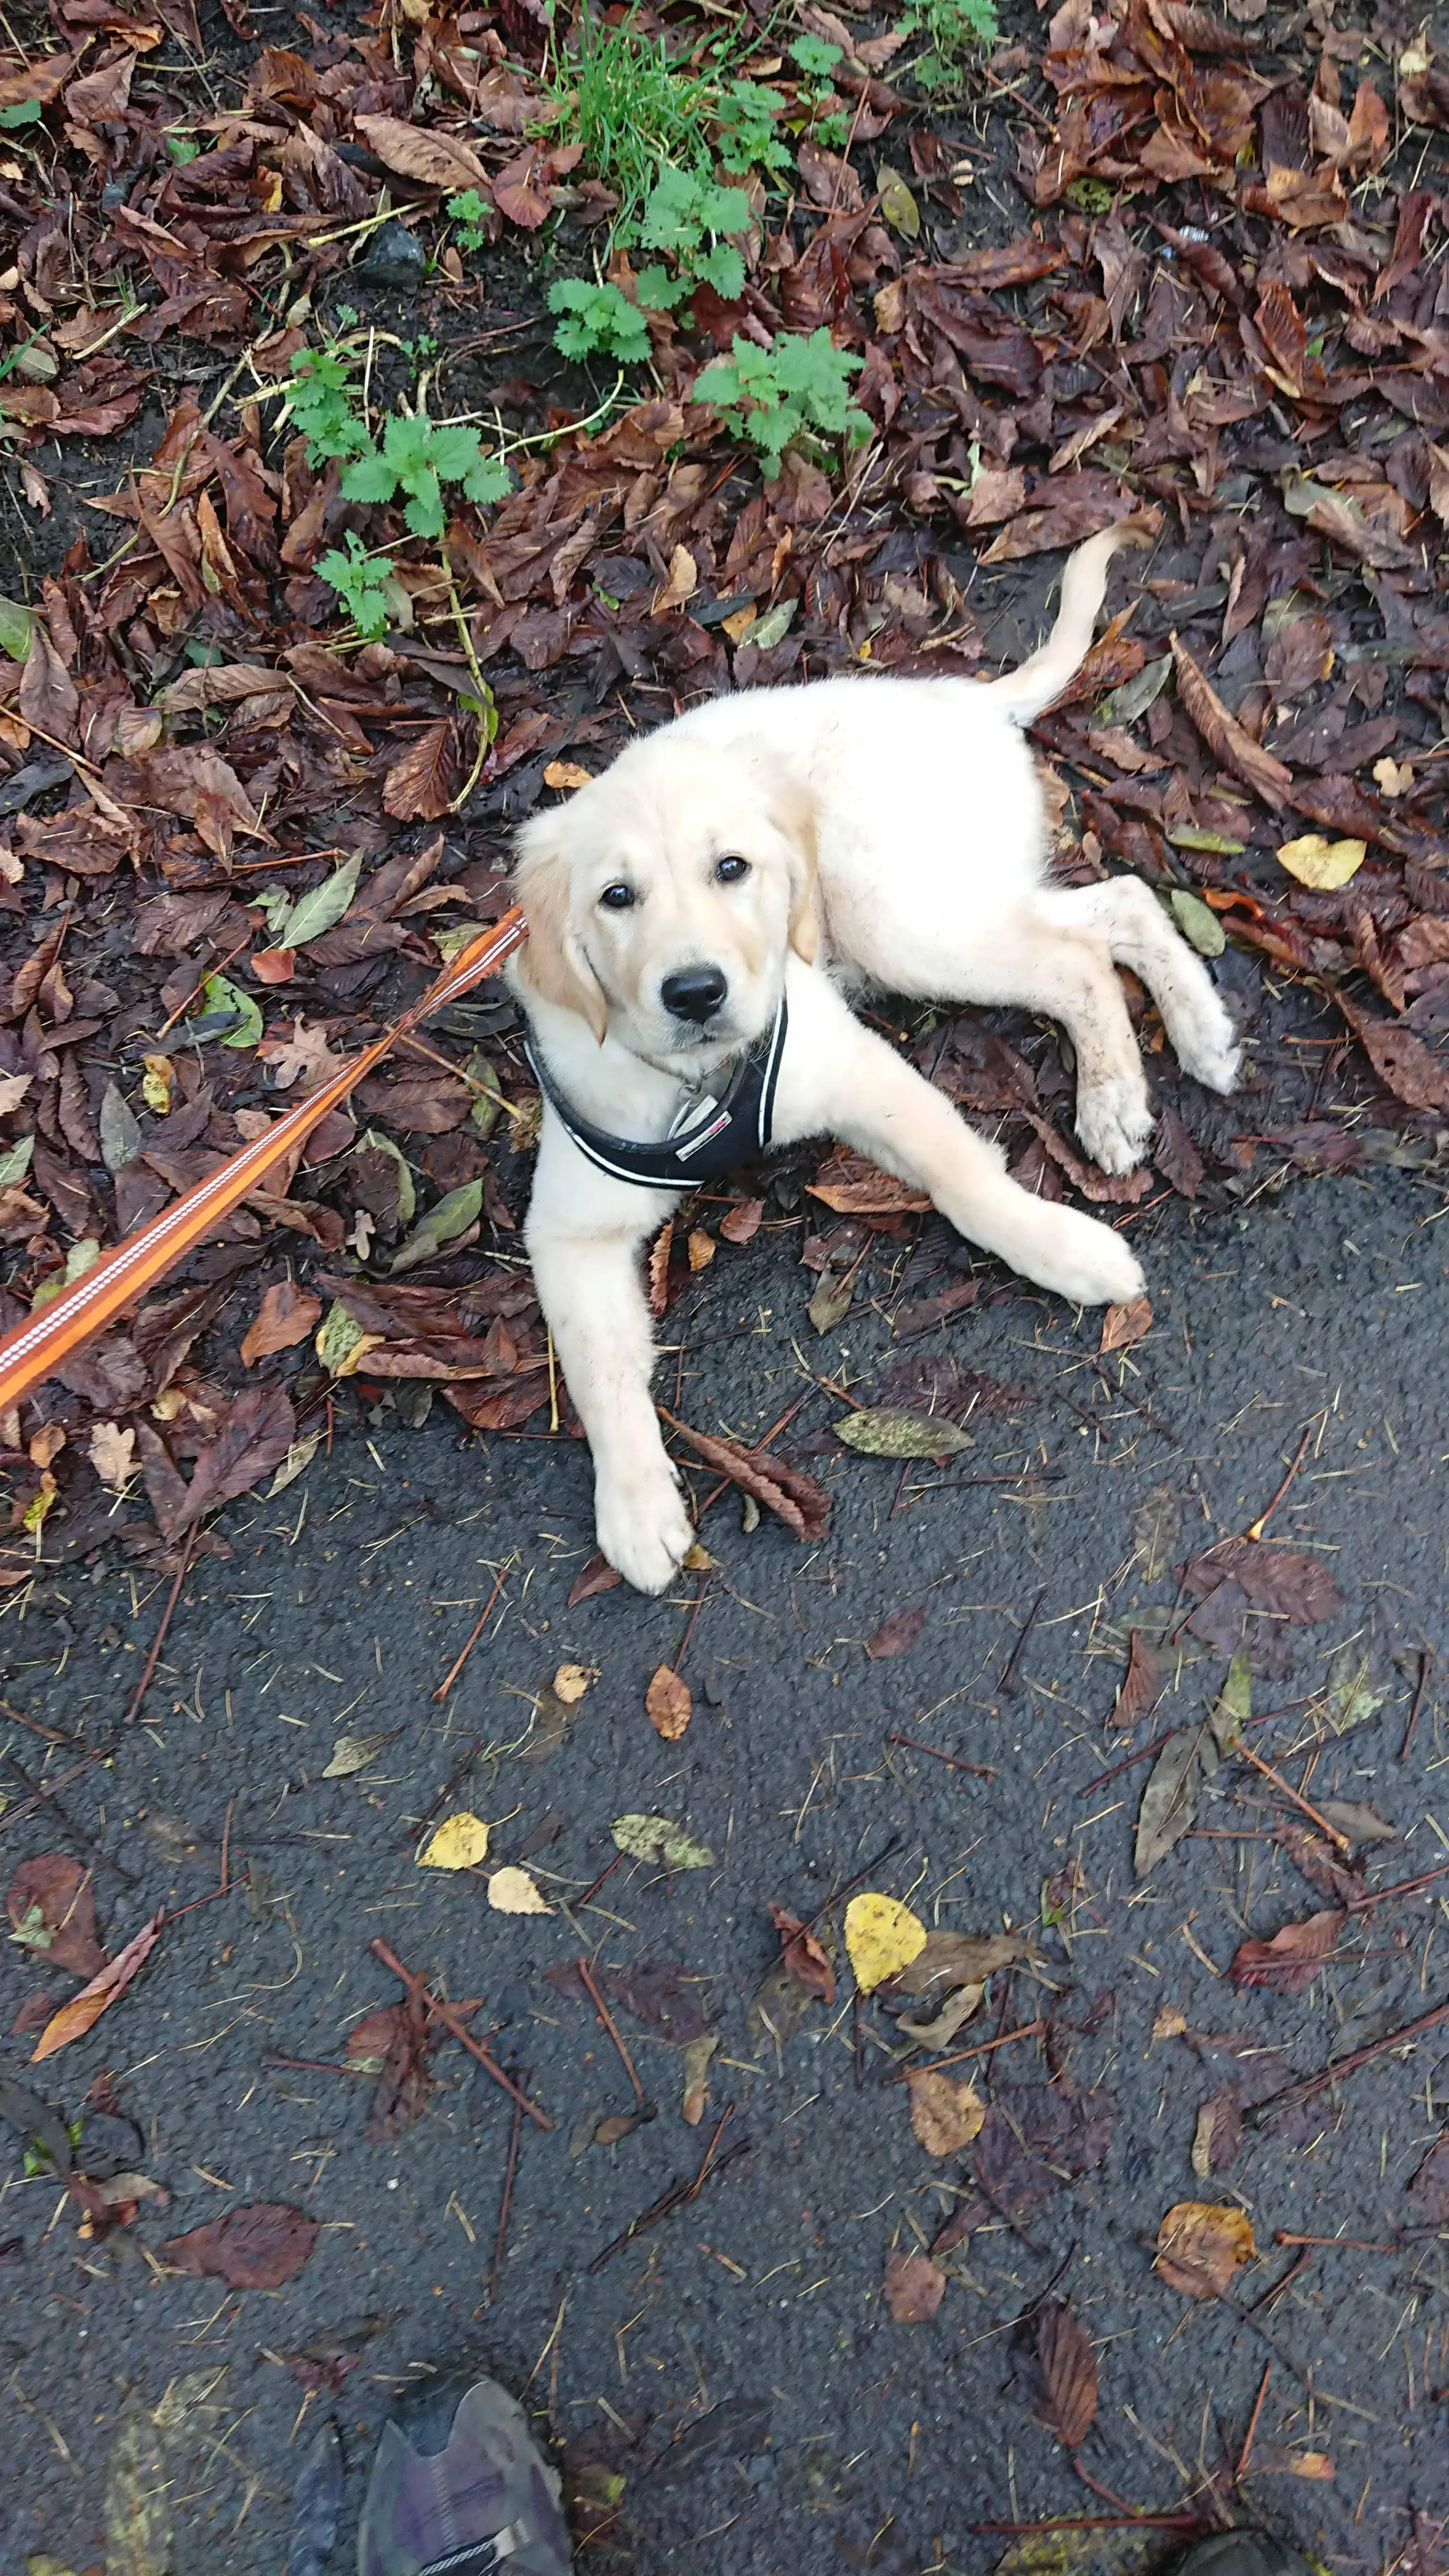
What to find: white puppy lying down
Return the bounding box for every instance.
[506,524,1239,1595]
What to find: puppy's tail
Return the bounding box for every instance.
[988,516,1153,726]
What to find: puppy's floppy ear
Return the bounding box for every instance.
[512,815,609,1044]
[767,773,821,966]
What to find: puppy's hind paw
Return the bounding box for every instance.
[595,1461,694,1597]
[1075,1081,1154,1178]
[1173,993,1242,1098]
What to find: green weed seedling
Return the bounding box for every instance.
[788,37,850,148]
[900,0,1000,89]
[446,189,490,253]
[289,347,374,466]
[316,531,398,642]
[713,78,791,178]
[341,415,511,540]
[548,278,653,366]
[693,329,869,475]
[636,165,751,305]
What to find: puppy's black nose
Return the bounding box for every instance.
[660,965,727,1024]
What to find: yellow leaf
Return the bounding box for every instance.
[1155,2199,1255,2297]
[1151,2003,1187,2042]
[1276,832,1366,889]
[877,163,921,238]
[1373,757,1412,798]
[141,1055,173,1113]
[645,1664,692,1741]
[418,1811,490,1871]
[844,1892,927,1993]
[1285,2452,1335,2479]
[543,759,592,791]
[721,602,755,644]
[687,1227,715,1271]
[487,1865,552,1914]
[682,2030,717,2126]
[907,2069,985,2155]
[553,1662,593,1704]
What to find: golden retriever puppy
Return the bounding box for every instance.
[507,525,1238,1594]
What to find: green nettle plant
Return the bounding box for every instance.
[693,330,870,475]
[547,279,654,366]
[340,414,511,541]
[315,531,398,643]
[900,0,1001,88]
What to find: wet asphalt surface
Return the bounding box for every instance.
[4,1160,1449,2576]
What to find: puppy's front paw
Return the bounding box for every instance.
[1022,1206,1147,1309]
[1075,1076,1154,1177]
[595,1459,694,1597]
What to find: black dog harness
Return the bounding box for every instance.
[525,994,788,1189]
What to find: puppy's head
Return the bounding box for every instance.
[512,735,818,1065]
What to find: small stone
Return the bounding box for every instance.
[357,220,427,291]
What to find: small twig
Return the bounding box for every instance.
[673,1573,711,1676]
[587,2108,747,2272]
[575,1851,623,1910]
[263,2053,371,2078]
[124,1530,197,1724]
[1236,2363,1271,2482]
[576,1956,645,2107]
[370,1938,552,2129]
[1243,1992,1449,2130]
[219,1795,235,1897]
[791,1834,902,1942]
[886,1729,995,1780]
[999,1585,1048,1696]
[487,2082,526,2307]
[886,2018,1046,2085]
[1273,2232,1397,2251]
[1078,1701,1310,1796]
[1348,1858,1449,1913]
[1245,1420,1317,1541]
[1400,1646,1433,1763]
[432,1568,507,1702]
[1234,1740,1352,1852]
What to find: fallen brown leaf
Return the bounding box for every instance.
[883,2247,947,2321]
[645,1665,692,1742]
[31,1908,164,2062]
[907,2068,986,2155]
[161,2201,320,2289]
[1155,2199,1255,2297]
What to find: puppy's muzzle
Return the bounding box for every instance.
[659,964,728,1025]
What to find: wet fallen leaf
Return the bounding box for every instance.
[1152,2003,1188,2042]
[568,1555,622,1607]
[1101,1296,1153,1354]
[611,1815,717,1870]
[845,1892,928,1992]
[1134,1731,1204,1876]
[594,2107,653,2147]
[886,1930,1037,1995]
[353,112,488,191]
[1317,1799,1393,1845]
[161,2201,320,2289]
[7,1853,107,1977]
[1171,635,1292,809]
[1191,2089,1243,2177]
[895,1982,986,2049]
[543,759,592,790]
[1276,832,1366,889]
[240,1279,322,1365]
[1406,2134,1449,2226]
[663,1414,828,1542]
[553,1663,594,1704]
[883,2247,946,2321]
[719,1197,764,1244]
[877,164,921,237]
[487,1866,552,1914]
[681,2031,717,2126]
[908,2069,986,2155]
[1337,996,1449,1119]
[645,1664,692,1741]
[1031,2302,1098,2449]
[322,1733,388,1778]
[1155,2200,1255,2297]
[1169,888,1226,956]
[770,1904,835,2005]
[88,1420,137,1492]
[418,1812,490,1870]
[836,1406,974,1458]
[1113,1630,1160,1730]
[1229,1908,1344,1994]
[31,1908,163,2063]
[866,1603,928,1659]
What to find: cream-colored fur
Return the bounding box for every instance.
[508,526,1239,1594]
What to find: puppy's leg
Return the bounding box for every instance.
[792,1009,1145,1307]
[526,1183,693,1598]
[919,912,1156,1177]
[1037,877,1240,1097]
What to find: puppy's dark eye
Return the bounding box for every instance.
[599,883,636,911]
[715,855,750,885]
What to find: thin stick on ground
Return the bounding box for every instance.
[124,1529,197,1725]
[432,1566,508,1703]
[576,1955,646,2106]
[1236,2363,1271,2481]
[370,1938,552,2129]
[886,2019,1045,2085]
[1244,1993,1449,2130]
[999,1585,1048,1695]
[1245,1418,1319,1541]
[886,1729,995,1780]
[587,2107,747,2273]
[1400,1647,1433,1763]
[487,2084,526,2307]
[1233,1739,1353,1852]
